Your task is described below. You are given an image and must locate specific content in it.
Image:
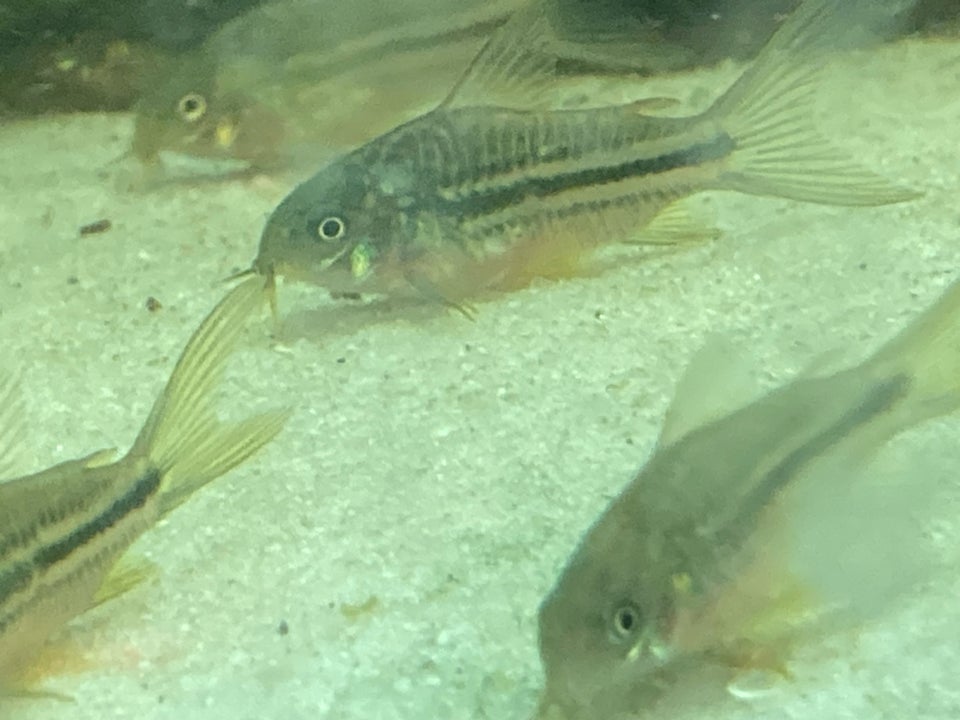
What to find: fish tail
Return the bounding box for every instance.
[0,369,27,480]
[866,279,960,427]
[706,0,919,206]
[129,277,289,516]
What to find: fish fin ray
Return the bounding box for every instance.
[403,270,478,320]
[658,337,761,448]
[865,278,960,428]
[441,0,568,110]
[442,0,703,110]
[628,201,720,246]
[0,369,29,481]
[708,0,919,206]
[157,411,289,515]
[128,278,289,517]
[80,448,118,469]
[93,555,157,607]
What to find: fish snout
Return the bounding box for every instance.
[253,216,293,276]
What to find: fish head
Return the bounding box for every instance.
[131,54,284,169]
[536,500,680,719]
[254,151,417,295]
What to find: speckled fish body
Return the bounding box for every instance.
[0,278,287,689]
[254,0,917,310]
[131,0,528,173]
[535,274,960,719]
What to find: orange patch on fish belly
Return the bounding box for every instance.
[11,634,101,689]
[14,620,183,693]
[392,232,590,305]
[492,229,591,291]
[667,516,825,675]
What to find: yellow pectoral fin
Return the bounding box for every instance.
[406,271,478,320]
[0,369,28,481]
[80,448,118,470]
[93,555,157,608]
[630,201,720,246]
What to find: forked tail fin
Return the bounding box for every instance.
[864,277,960,430]
[707,0,919,206]
[129,277,289,516]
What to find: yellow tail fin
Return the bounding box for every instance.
[866,278,960,426]
[130,277,289,516]
[708,0,919,206]
[0,371,26,480]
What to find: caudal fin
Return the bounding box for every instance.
[707,0,919,206]
[0,370,26,480]
[130,277,289,516]
[866,277,960,428]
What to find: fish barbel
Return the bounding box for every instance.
[253,0,918,314]
[0,278,287,692]
[535,273,960,719]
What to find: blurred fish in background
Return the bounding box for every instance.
[127,0,718,179]
[536,271,960,720]
[0,0,263,115]
[0,33,161,115]
[0,0,955,122]
[130,0,528,177]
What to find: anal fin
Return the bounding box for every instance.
[93,555,156,608]
[629,201,720,246]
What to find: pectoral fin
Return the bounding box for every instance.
[93,555,157,608]
[629,201,720,246]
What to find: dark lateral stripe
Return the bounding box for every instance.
[0,468,161,634]
[0,562,32,608]
[33,467,162,571]
[735,373,911,534]
[448,133,736,220]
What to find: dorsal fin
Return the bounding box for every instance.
[657,337,761,448]
[441,0,567,110]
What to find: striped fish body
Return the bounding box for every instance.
[0,453,160,680]
[255,0,918,310]
[0,278,287,691]
[132,0,525,173]
[536,271,960,720]
[257,105,717,300]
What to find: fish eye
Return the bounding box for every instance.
[609,603,642,643]
[315,216,346,241]
[177,92,207,122]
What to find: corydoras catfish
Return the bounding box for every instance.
[132,0,525,175]
[536,276,960,719]
[0,278,287,693]
[133,0,658,177]
[252,0,918,314]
